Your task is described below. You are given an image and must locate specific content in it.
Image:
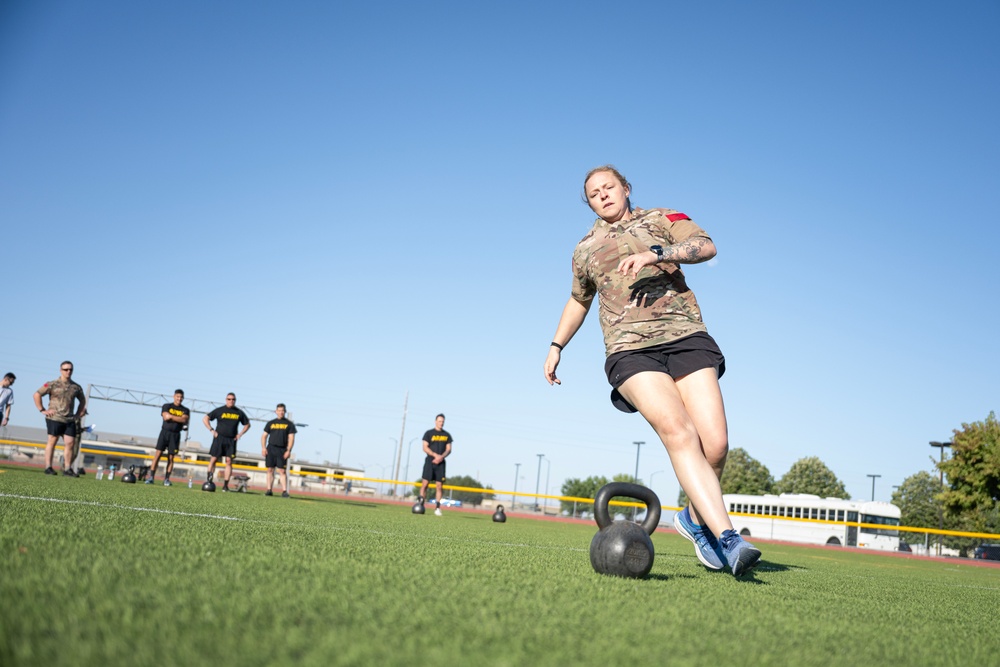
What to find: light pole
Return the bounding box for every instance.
[319,429,343,465]
[649,470,664,493]
[405,437,421,490]
[387,438,398,496]
[544,457,551,514]
[632,441,644,484]
[513,462,521,510]
[535,454,544,512]
[632,441,645,520]
[930,440,952,557]
[866,474,881,501]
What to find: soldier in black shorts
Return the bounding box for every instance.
[418,414,452,516]
[201,392,250,492]
[260,403,297,497]
[147,389,190,486]
[33,361,87,476]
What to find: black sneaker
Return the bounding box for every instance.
[63,468,78,477]
[222,485,229,493]
[281,491,290,498]
[44,467,57,475]
[265,490,273,496]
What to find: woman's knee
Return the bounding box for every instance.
[651,417,701,452]
[703,437,729,469]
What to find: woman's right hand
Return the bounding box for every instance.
[543,347,562,385]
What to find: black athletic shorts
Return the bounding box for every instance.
[422,458,446,483]
[604,331,726,414]
[156,430,182,454]
[209,436,237,459]
[46,419,78,438]
[265,448,287,469]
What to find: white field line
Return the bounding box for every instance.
[0,492,243,522]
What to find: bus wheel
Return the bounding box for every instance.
[739,528,751,537]
[826,537,842,546]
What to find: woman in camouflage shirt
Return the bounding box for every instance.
[543,165,761,577]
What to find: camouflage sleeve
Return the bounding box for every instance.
[570,249,596,303]
[650,209,712,245]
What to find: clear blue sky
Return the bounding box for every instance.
[2,1,997,506]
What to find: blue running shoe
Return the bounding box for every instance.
[719,529,762,577]
[144,478,154,485]
[673,507,725,570]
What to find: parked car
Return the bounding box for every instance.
[439,498,463,507]
[973,544,1000,561]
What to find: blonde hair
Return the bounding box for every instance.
[581,165,632,210]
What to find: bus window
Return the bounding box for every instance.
[861,514,900,536]
[847,511,858,522]
[819,509,827,520]
[794,507,801,518]
[837,510,844,521]
[811,508,818,519]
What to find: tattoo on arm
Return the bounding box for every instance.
[662,236,714,264]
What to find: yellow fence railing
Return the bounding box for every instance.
[3,437,999,541]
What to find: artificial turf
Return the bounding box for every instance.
[1,464,997,667]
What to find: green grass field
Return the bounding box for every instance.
[2,464,997,667]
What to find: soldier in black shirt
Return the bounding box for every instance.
[201,392,250,492]
[260,403,297,498]
[419,413,452,516]
[147,389,190,486]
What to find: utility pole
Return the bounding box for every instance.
[535,454,544,512]
[513,462,521,509]
[929,441,952,557]
[393,391,408,495]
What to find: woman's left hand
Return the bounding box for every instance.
[617,250,658,277]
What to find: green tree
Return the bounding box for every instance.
[409,475,493,506]
[610,473,643,519]
[444,474,494,507]
[560,475,609,517]
[676,448,773,506]
[773,457,848,498]
[891,471,942,546]
[939,411,1000,555]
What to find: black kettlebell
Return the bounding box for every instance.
[121,465,137,484]
[412,498,425,514]
[202,471,216,493]
[589,482,661,579]
[492,504,507,523]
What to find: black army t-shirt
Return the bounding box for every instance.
[207,405,249,438]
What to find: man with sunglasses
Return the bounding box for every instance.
[202,392,250,492]
[33,361,87,476]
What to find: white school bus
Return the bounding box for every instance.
[724,493,902,550]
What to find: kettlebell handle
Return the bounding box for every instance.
[593,482,661,535]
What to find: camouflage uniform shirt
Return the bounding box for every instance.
[36,377,85,423]
[571,207,711,356]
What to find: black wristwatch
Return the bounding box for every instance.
[650,245,664,262]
